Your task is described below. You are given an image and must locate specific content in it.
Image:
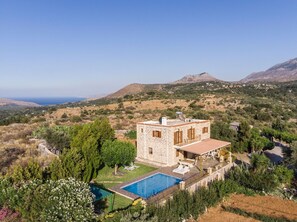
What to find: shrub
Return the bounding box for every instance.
[61,113,68,119]
[274,165,294,185]
[8,159,43,184]
[70,115,82,123]
[0,148,25,175]
[228,166,279,193]
[32,125,73,152]
[192,111,210,120]
[0,177,96,221]
[125,130,137,139]
[146,179,253,222]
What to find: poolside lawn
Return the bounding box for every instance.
[113,194,133,210]
[95,163,157,185]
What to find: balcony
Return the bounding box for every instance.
[174,137,201,147]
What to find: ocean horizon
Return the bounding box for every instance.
[10,97,86,106]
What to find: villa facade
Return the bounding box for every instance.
[136,117,231,167]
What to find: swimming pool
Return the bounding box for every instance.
[90,184,113,201]
[122,173,182,199]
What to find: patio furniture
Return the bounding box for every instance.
[131,163,140,168]
[179,159,195,168]
[124,163,140,171]
[173,164,184,173]
[173,165,190,175]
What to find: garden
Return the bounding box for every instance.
[93,163,157,212]
[0,117,159,221]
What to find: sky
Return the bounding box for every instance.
[1,0,297,98]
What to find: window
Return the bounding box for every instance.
[187,127,195,140]
[176,150,179,157]
[174,130,183,145]
[152,130,162,138]
[203,127,209,134]
[149,147,153,155]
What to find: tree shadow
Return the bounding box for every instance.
[264,152,283,164]
[94,198,109,214]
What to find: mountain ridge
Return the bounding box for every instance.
[105,57,297,98]
[106,72,221,98]
[0,98,41,108]
[171,72,222,84]
[241,57,297,83]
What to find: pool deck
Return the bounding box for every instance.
[109,164,203,200]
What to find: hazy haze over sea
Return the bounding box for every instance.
[9,97,85,106]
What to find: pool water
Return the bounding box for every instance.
[90,184,113,201]
[122,173,182,199]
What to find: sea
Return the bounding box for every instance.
[11,97,86,106]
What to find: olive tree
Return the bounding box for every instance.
[102,140,136,175]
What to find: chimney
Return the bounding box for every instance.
[161,117,167,125]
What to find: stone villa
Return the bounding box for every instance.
[136,116,231,167]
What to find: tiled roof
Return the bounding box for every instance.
[178,138,231,155]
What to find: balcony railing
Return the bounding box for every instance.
[174,137,201,147]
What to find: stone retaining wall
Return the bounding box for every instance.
[145,163,235,205]
[186,162,234,193]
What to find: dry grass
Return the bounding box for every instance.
[197,205,260,222]
[197,194,297,222]
[42,95,244,130]
[224,194,297,221]
[0,123,46,173]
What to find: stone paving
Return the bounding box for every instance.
[110,160,230,200]
[109,164,203,200]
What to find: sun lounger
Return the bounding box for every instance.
[124,163,139,171]
[173,165,190,175]
[173,164,184,173]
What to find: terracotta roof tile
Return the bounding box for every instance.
[178,138,230,155]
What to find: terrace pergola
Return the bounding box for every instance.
[176,138,231,168]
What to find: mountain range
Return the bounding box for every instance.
[241,57,297,83]
[106,57,297,98]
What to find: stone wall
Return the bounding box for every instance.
[144,162,235,205]
[137,124,171,166]
[186,163,234,193]
[136,120,211,166]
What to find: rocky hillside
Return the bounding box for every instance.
[172,72,221,84]
[106,83,164,98]
[0,98,40,108]
[106,73,221,98]
[241,57,297,83]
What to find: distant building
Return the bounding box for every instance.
[136,116,231,167]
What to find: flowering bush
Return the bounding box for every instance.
[0,208,9,220]
[0,208,20,222]
[1,177,96,222]
[41,178,95,221]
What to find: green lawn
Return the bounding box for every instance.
[94,163,157,212]
[112,194,133,210]
[95,163,157,185]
